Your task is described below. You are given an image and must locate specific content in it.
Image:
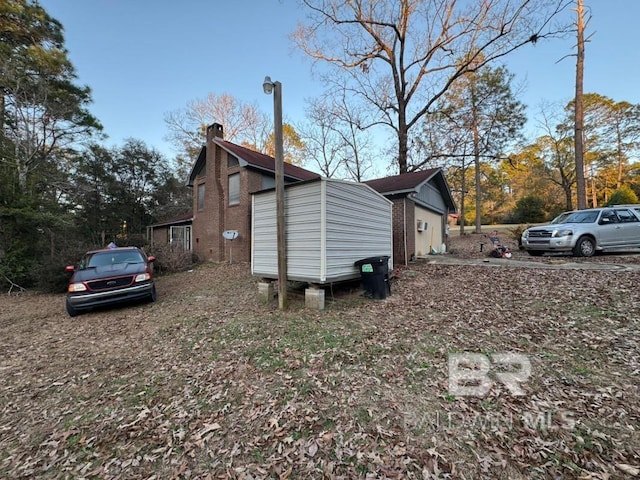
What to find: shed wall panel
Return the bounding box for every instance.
[324,181,393,280]
[252,183,323,280]
[252,178,392,283]
[251,191,278,277]
[284,183,322,280]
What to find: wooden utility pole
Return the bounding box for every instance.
[574,0,587,209]
[273,81,288,310]
[263,76,288,310]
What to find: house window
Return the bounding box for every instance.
[228,173,240,205]
[197,183,205,212]
[169,226,192,251]
[228,154,239,168]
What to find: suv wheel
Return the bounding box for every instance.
[66,298,80,317]
[573,236,595,257]
[148,285,157,303]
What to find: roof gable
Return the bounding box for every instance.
[187,139,319,186]
[364,169,439,195]
[187,147,207,186]
[365,168,456,212]
[216,140,319,181]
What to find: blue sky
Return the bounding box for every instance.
[39,0,640,162]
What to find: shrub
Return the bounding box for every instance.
[149,244,195,274]
[0,240,37,289]
[606,186,638,206]
[511,195,546,223]
[506,224,532,249]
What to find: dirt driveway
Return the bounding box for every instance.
[1,251,638,479]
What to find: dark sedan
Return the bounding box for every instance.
[65,246,156,316]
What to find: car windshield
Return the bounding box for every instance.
[83,250,144,268]
[562,211,599,224]
[550,212,572,224]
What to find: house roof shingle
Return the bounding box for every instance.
[187,138,320,186]
[148,211,193,228]
[215,140,319,181]
[364,168,439,195]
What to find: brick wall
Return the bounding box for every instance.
[150,226,168,246]
[191,127,261,263]
[192,126,224,261]
[406,200,416,261]
[389,196,418,266]
[221,166,259,263]
[389,197,404,265]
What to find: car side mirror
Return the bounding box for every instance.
[64,265,75,273]
[147,256,156,263]
[600,217,610,224]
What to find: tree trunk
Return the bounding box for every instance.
[398,116,409,174]
[473,114,482,233]
[460,159,467,236]
[0,93,4,135]
[574,0,587,209]
[616,122,624,189]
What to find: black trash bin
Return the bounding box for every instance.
[354,256,391,299]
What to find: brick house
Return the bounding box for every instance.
[147,211,193,251]
[365,169,456,265]
[187,123,319,263]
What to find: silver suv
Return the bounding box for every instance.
[521,207,640,257]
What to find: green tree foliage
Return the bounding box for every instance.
[562,93,640,206]
[0,0,101,288]
[606,185,638,206]
[511,195,546,223]
[421,62,526,231]
[70,140,190,245]
[0,0,101,192]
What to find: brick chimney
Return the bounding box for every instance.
[206,123,224,144]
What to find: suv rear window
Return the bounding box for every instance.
[616,209,639,222]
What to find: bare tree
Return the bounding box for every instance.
[300,89,378,180]
[299,98,346,178]
[537,105,576,210]
[163,93,270,160]
[574,0,587,208]
[293,0,571,174]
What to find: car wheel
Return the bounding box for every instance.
[66,298,80,317]
[148,285,157,303]
[527,250,544,257]
[573,236,595,257]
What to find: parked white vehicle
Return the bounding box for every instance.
[521,207,640,257]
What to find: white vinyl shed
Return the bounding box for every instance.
[252,177,393,284]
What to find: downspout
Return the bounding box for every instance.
[445,207,450,251]
[403,197,408,265]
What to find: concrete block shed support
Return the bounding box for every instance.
[305,285,325,310]
[258,280,275,303]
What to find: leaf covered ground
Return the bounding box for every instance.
[1,235,639,479]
